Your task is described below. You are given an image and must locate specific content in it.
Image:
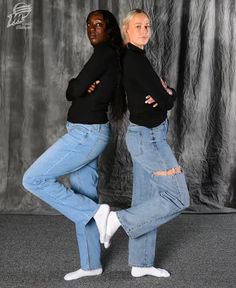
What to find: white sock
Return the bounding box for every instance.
[93,204,110,243]
[64,268,103,281]
[104,211,121,248]
[131,266,170,278]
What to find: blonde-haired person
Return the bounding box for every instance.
[104,9,190,278]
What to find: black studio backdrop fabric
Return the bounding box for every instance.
[0,0,236,214]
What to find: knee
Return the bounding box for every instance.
[22,171,34,192]
[69,172,80,187]
[184,192,190,208]
[179,190,190,211]
[22,170,31,190]
[22,170,44,193]
[153,166,190,210]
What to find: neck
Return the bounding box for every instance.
[130,41,144,50]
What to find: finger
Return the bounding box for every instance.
[146,96,155,101]
[145,96,151,103]
[148,99,155,104]
[146,100,156,105]
[153,103,158,108]
[145,99,154,104]
[88,87,95,93]
[95,80,100,84]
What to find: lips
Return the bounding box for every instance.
[89,33,97,39]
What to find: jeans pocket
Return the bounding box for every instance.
[126,131,143,157]
[66,123,89,146]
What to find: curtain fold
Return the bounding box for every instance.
[0,0,236,214]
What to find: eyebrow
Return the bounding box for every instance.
[134,22,150,24]
[87,19,104,23]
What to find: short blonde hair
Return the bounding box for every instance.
[121,9,151,44]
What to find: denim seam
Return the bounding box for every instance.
[87,137,106,160]
[43,143,83,176]
[82,227,102,270]
[82,227,90,270]
[79,225,102,270]
[129,263,153,268]
[151,142,168,169]
[144,233,148,266]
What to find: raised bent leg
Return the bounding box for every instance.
[118,120,190,239]
[22,123,110,271]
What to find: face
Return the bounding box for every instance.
[87,12,108,46]
[126,13,151,49]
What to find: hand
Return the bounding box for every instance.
[145,95,158,108]
[87,80,100,94]
[160,78,173,95]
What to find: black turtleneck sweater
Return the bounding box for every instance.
[66,41,118,124]
[122,43,177,128]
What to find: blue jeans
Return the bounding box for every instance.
[117,120,190,267]
[22,122,110,270]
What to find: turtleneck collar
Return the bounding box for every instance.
[127,42,146,54]
[93,40,111,49]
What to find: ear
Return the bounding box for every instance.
[125,27,129,39]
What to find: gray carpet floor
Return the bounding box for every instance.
[1,214,235,288]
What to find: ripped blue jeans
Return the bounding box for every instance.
[117,119,190,267]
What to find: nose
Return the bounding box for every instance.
[140,28,149,37]
[87,24,95,33]
[88,26,95,32]
[142,27,148,34]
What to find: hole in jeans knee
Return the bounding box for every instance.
[153,166,182,176]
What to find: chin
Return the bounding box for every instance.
[141,40,149,45]
[136,40,148,47]
[90,39,98,46]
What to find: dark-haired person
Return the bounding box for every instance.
[22,10,125,281]
[104,9,190,278]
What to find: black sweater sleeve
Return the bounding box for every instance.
[127,54,176,110]
[66,44,116,101]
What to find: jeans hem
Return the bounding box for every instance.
[129,263,154,268]
[80,265,103,271]
[116,211,134,238]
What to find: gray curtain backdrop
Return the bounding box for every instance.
[1,0,236,214]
